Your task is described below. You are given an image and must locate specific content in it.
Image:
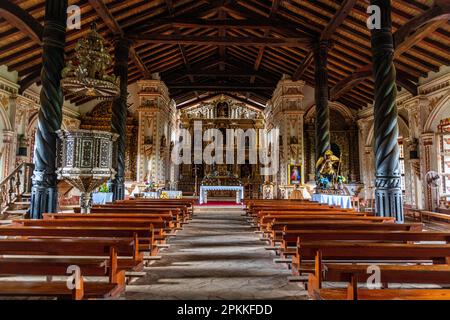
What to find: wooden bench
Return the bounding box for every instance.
[89,206,186,226]
[281,230,450,252]
[260,215,394,232]
[419,211,450,224]
[266,220,413,244]
[303,242,450,300]
[310,264,450,300]
[0,225,159,256]
[293,241,450,275]
[0,238,141,299]
[13,218,168,253]
[114,200,194,217]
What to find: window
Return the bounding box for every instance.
[438,118,450,204]
[398,140,406,195]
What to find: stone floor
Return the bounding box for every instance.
[125,205,309,300]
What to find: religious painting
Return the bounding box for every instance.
[288,164,302,185]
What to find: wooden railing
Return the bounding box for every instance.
[0,163,34,214]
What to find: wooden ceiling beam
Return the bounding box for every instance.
[129,33,312,47]
[123,0,232,32]
[166,83,275,91]
[18,69,41,94]
[330,1,450,100]
[292,0,357,81]
[252,0,283,83]
[292,51,314,81]
[164,0,195,88]
[319,0,358,41]
[88,0,151,78]
[223,2,314,38]
[131,18,311,31]
[0,1,43,45]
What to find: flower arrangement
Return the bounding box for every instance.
[337,176,347,184]
[144,180,157,192]
[160,191,169,199]
[98,183,109,193]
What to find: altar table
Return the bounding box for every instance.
[199,186,244,204]
[312,193,353,209]
[92,192,113,205]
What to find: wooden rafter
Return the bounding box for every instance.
[166,83,276,91]
[253,0,283,83]
[88,0,151,78]
[0,0,449,109]
[330,1,450,100]
[292,0,357,81]
[0,1,43,45]
[129,34,313,47]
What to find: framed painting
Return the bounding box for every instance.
[288,164,302,185]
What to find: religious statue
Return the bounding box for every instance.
[217,102,229,118]
[316,150,340,188]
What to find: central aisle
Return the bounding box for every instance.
[125,205,309,300]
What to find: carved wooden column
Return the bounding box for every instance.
[313,41,331,165]
[109,38,130,201]
[29,0,67,219]
[370,0,403,222]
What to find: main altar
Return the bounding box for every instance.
[199,166,244,204]
[177,96,264,198]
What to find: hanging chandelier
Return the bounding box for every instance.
[61,23,120,100]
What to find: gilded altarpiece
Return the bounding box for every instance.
[178,96,264,198]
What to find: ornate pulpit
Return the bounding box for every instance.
[56,129,118,213]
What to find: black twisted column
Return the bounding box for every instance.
[370,0,403,222]
[29,0,67,219]
[109,38,130,201]
[314,40,331,166]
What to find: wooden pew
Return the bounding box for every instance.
[43,213,172,231]
[13,218,167,253]
[0,271,86,300]
[260,215,394,232]
[266,220,413,244]
[419,211,450,224]
[0,238,141,299]
[281,230,450,253]
[309,264,450,300]
[293,241,450,275]
[117,199,195,217]
[89,207,186,226]
[0,225,158,256]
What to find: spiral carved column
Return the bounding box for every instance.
[370,0,403,222]
[29,0,67,219]
[109,38,130,201]
[314,41,331,166]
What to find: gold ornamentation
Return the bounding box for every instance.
[61,23,119,100]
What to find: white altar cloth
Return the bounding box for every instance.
[199,185,244,204]
[312,193,353,209]
[92,192,113,205]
